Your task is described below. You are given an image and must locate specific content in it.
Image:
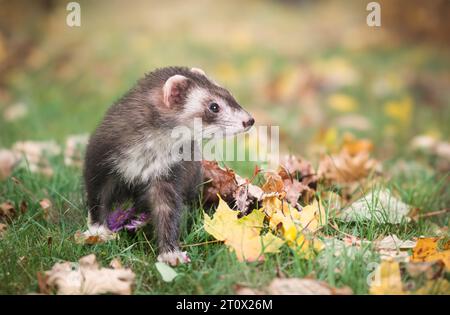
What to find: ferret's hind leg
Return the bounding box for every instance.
[83,177,122,242]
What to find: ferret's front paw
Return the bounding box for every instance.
[157,251,190,266]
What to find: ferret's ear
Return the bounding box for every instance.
[163,75,190,107]
[190,67,206,76]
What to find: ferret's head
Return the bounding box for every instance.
[159,67,254,137]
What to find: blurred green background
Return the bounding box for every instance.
[1,0,449,161]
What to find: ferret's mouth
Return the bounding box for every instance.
[200,125,251,138]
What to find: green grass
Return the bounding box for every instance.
[1,0,449,295]
[0,155,448,294]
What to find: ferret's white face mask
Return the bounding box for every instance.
[181,88,254,139]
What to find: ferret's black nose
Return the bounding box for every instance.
[243,118,255,128]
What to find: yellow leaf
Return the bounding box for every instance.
[293,233,324,259]
[341,133,373,156]
[204,196,284,262]
[384,97,413,126]
[262,196,326,258]
[327,94,358,112]
[411,238,450,271]
[369,260,405,295]
[262,196,300,240]
[315,127,339,152]
[298,199,327,233]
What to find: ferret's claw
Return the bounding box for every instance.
[157,251,190,266]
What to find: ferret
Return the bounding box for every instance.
[83,66,254,266]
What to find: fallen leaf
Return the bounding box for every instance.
[262,196,299,241]
[318,150,378,184]
[0,201,15,220]
[411,238,450,271]
[0,149,20,180]
[375,235,416,262]
[277,155,318,188]
[74,231,103,245]
[341,133,373,156]
[234,174,264,201]
[340,189,411,224]
[369,260,405,295]
[327,93,358,112]
[12,140,61,176]
[298,199,327,233]
[3,102,28,121]
[262,196,325,257]
[384,97,413,126]
[155,262,178,282]
[261,172,284,194]
[41,254,135,295]
[376,235,416,250]
[74,224,117,245]
[204,196,284,262]
[269,278,352,295]
[39,198,52,221]
[202,160,237,206]
[64,134,88,167]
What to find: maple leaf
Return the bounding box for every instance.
[261,196,325,257]
[411,238,450,271]
[341,133,373,156]
[277,155,318,205]
[203,196,284,262]
[318,150,378,184]
[298,199,327,233]
[202,160,237,206]
[262,172,284,194]
[236,278,352,295]
[40,254,135,295]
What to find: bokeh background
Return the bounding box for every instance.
[1,0,449,169]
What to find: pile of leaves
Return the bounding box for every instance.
[201,135,449,294]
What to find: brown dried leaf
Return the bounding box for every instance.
[0,201,15,220]
[64,134,88,168]
[239,278,353,295]
[39,198,52,220]
[74,230,106,245]
[277,155,318,188]
[261,172,284,194]
[318,150,378,184]
[202,160,237,205]
[276,155,318,205]
[12,140,61,177]
[0,149,20,180]
[41,254,135,295]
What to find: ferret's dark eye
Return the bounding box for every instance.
[209,102,220,113]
